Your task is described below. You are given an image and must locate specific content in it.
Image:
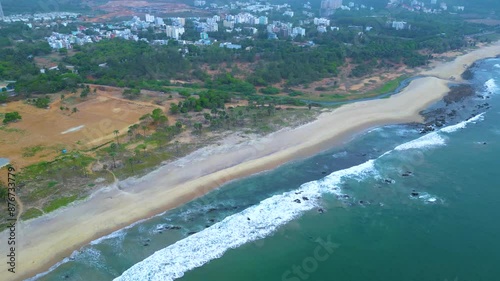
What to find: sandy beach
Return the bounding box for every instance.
[2,41,500,281]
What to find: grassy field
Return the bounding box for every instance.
[0,84,319,229]
[296,75,408,103]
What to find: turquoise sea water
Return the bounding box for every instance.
[33,58,500,281]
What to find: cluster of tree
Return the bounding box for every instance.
[0,92,8,103]
[15,71,81,95]
[260,86,280,95]
[0,43,43,80]
[170,90,231,114]
[246,41,343,86]
[25,96,51,108]
[122,88,141,100]
[140,108,168,126]
[65,39,190,86]
[205,73,256,95]
[2,112,22,124]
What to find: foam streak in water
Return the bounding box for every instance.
[394,132,446,151]
[440,113,485,134]
[484,78,498,93]
[115,160,376,281]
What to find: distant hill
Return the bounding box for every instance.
[2,0,91,15]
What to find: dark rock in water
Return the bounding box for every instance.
[205,225,210,228]
[322,171,327,174]
[146,239,151,242]
[420,125,435,134]
[402,172,411,177]
[384,179,394,184]
[143,243,149,246]
[293,199,301,203]
[359,200,364,204]
[302,196,309,201]
[158,231,163,234]
[209,219,215,223]
[187,231,197,235]
[318,208,325,214]
[207,208,217,213]
[362,153,367,157]
[295,191,303,195]
[343,195,350,199]
[166,225,181,230]
[411,192,419,197]
[64,275,70,279]
[444,84,475,105]
[483,142,487,145]
[247,217,251,221]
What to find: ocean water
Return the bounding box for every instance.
[33,58,500,281]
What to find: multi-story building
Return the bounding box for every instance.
[145,14,155,23]
[314,17,330,26]
[292,27,306,37]
[166,25,185,39]
[320,0,342,17]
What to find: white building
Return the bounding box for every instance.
[145,14,155,23]
[391,21,409,30]
[155,17,164,25]
[258,16,268,25]
[314,17,330,26]
[166,25,185,39]
[292,27,306,37]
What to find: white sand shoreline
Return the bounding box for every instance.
[2,42,500,281]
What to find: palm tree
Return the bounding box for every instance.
[113,129,120,145]
[141,125,148,137]
[128,158,135,173]
[193,122,202,134]
[174,140,180,155]
[109,151,117,169]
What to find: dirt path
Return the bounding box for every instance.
[15,189,24,221]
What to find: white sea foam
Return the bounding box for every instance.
[332,151,348,158]
[439,113,485,134]
[394,132,446,151]
[114,160,376,281]
[484,78,498,93]
[494,64,500,69]
[410,192,442,204]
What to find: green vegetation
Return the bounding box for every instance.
[123,88,141,100]
[2,111,22,124]
[2,0,500,229]
[366,76,407,97]
[20,208,43,221]
[22,145,46,158]
[0,92,7,103]
[42,195,79,213]
[260,86,281,95]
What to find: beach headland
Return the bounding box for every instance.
[2,41,500,281]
